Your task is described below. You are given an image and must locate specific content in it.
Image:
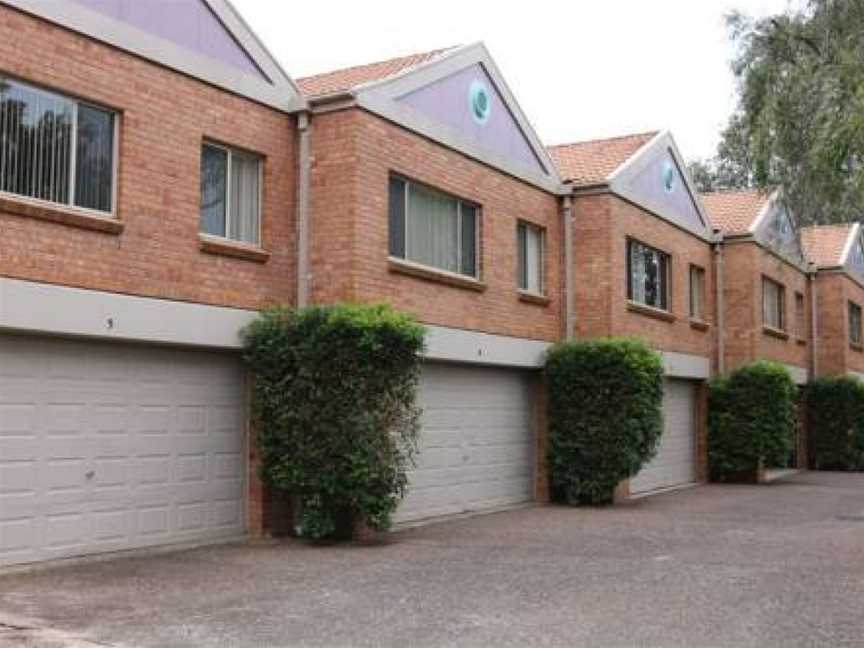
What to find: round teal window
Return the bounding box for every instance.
[662,161,676,193]
[469,80,491,125]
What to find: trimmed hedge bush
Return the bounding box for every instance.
[708,361,797,481]
[243,304,426,539]
[545,338,664,505]
[808,376,864,471]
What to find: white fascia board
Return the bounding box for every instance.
[607,131,714,242]
[661,351,711,380]
[839,222,861,267]
[423,325,551,369]
[354,42,565,195]
[0,277,256,349]
[2,0,307,113]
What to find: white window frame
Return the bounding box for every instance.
[200,141,263,246]
[517,220,546,295]
[689,264,706,319]
[762,276,786,331]
[391,175,480,279]
[0,74,119,216]
[849,301,863,346]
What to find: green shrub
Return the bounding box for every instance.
[808,376,864,471]
[708,361,797,481]
[545,338,664,505]
[242,304,426,539]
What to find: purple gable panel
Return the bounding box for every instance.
[69,0,268,81]
[397,64,546,175]
[625,149,705,232]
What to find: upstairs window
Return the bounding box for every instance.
[627,239,670,311]
[0,76,116,213]
[794,292,806,339]
[517,221,545,294]
[849,301,862,347]
[689,265,706,320]
[388,175,478,278]
[762,277,786,331]
[200,143,262,245]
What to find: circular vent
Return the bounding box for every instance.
[469,81,491,125]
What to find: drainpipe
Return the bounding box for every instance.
[809,263,818,379]
[296,111,312,308]
[562,193,574,340]
[713,228,725,376]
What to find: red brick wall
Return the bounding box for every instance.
[722,242,810,375]
[573,193,715,360]
[814,273,864,376]
[310,109,563,342]
[0,6,297,311]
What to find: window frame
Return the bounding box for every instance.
[388,174,480,279]
[762,276,786,331]
[849,301,863,347]
[689,264,706,320]
[200,140,264,247]
[626,238,671,312]
[516,220,546,296]
[794,291,806,340]
[0,74,120,216]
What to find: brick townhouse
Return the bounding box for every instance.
[801,223,864,380]
[702,188,814,468]
[549,131,716,497]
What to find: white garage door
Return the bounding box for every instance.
[630,379,698,496]
[0,336,247,568]
[396,363,536,524]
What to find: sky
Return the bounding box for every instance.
[235,0,792,162]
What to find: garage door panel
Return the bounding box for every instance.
[0,336,247,568]
[396,364,535,524]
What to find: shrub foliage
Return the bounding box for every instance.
[808,376,864,471]
[243,304,426,539]
[708,361,797,481]
[545,338,664,505]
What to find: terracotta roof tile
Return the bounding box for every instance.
[700,188,773,235]
[296,48,456,98]
[800,223,856,268]
[546,132,659,186]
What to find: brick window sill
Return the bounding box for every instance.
[388,257,487,292]
[199,234,271,263]
[518,290,551,306]
[0,194,123,234]
[850,342,864,353]
[689,318,711,332]
[762,325,790,341]
[627,301,676,323]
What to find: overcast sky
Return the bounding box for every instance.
[236,0,791,161]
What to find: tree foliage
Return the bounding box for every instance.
[243,304,426,539]
[715,0,864,224]
[808,376,864,471]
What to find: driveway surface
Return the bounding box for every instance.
[1,471,863,648]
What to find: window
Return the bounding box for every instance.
[762,277,785,330]
[627,239,670,310]
[517,221,545,294]
[200,143,262,245]
[689,265,706,319]
[0,76,116,213]
[794,292,806,339]
[849,302,862,346]
[388,175,477,278]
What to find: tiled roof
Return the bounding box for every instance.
[700,188,773,235]
[800,223,856,268]
[296,47,456,98]
[546,132,658,186]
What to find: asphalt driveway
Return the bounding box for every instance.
[1,471,863,648]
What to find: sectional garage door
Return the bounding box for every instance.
[630,379,698,496]
[0,336,247,568]
[395,363,536,524]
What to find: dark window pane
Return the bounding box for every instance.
[200,145,227,237]
[74,103,114,212]
[517,223,527,289]
[460,204,476,277]
[388,176,405,258]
